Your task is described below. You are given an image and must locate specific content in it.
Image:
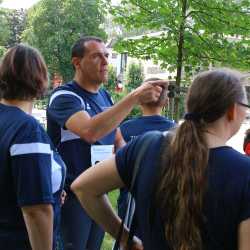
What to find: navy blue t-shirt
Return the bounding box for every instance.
[118,115,175,223]
[47,81,115,188]
[116,133,250,250]
[0,103,66,250]
[120,115,175,142]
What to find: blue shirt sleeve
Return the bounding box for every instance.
[48,93,85,128]
[10,118,54,207]
[115,136,142,189]
[119,120,131,143]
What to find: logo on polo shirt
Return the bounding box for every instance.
[86,103,91,110]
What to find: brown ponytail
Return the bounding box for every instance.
[157,69,247,250]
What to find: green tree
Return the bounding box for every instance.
[124,62,144,118]
[0,7,26,55]
[126,62,144,91]
[0,7,11,50]
[105,0,250,119]
[105,64,117,93]
[22,0,107,82]
[6,9,27,47]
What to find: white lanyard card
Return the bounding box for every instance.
[91,145,114,166]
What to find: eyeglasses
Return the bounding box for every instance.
[237,102,250,109]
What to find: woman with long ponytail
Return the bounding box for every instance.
[71,69,250,250]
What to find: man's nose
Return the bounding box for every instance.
[101,54,108,65]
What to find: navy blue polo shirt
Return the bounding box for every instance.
[47,80,116,189]
[0,103,66,250]
[116,133,250,250]
[120,115,175,142]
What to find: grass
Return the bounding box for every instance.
[101,190,119,250]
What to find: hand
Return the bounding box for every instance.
[60,190,67,206]
[134,80,168,104]
[120,235,143,250]
[129,237,143,250]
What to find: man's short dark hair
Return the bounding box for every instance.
[71,36,104,59]
[0,44,48,100]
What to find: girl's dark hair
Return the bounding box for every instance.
[0,44,48,100]
[157,69,246,250]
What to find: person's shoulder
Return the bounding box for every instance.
[8,111,48,142]
[48,81,85,107]
[51,81,76,94]
[121,117,137,126]
[99,87,113,100]
[161,116,176,125]
[134,130,164,148]
[21,114,46,134]
[217,147,250,174]
[99,87,110,95]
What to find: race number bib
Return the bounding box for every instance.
[91,145,114,166]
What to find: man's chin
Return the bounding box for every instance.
[101,76,108,84]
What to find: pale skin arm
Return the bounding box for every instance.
[71,157,143,250]
[21,204,53,250]
[238,218,250,250]
[65,81,166,144]
[114,128,126,152]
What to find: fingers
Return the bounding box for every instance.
[60,190,67,205]
[137,83,163,104]
[147,80,168,89]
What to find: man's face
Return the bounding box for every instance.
[77,40,109,84]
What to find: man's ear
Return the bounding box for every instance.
[72,57,81,70]
[226,104,236,121]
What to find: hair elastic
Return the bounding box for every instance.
[184,112,201,121]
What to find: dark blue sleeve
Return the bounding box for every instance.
[115,136,142,189]
[116,131,164,190]
[239,175,250,222]
[10,119,54,207]
[47,93,85,128]
[119,121,131,143]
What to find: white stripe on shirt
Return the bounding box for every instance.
[51,152,63,193]
[49,90,84,106]
[10,143,51,156]
[61,128,80,143]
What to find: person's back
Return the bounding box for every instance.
[0,106,33,248]
[0,105,65,249]
[120,115,175,142]
[0,44,66,250]
[115,132,250,250]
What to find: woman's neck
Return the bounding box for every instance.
[203,116,232,148]
[1,99,33,114]
[204,130,227,148]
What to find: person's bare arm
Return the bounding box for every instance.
[65,81,166,144]
[71,157,142,249]
[238,218,250,250]
[114,128,126,152]
[21,204,53,250]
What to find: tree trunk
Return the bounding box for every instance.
[174,0,188,121]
